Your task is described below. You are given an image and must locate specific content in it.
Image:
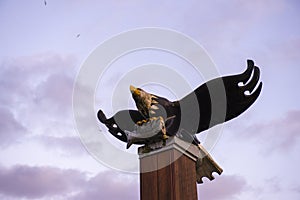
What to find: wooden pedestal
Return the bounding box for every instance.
[139,137,200,200]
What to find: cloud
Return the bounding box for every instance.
[34,70,74,119]
[70,170,139,200]
[198,175,247,200]
[0,53,104,171]
[0,53,77,145]
[0,54,73,104]
[0,164,139,200]
[238,110,300,153]
[182,0,286,42]
[36,135,87,156]
[0,165,86,199]
[0,106,26,147]
[0,164,297,200]
[0,53,76,114]
[264,177,282,193]
[291,185,300,194]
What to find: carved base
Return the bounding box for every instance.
[139,137,223,184]
[196,144,223,183]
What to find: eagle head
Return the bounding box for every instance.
[130,85,158,118]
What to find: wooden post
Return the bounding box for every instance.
[139,137,200,200]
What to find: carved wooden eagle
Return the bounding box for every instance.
[98,59,262,147]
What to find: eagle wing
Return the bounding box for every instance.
[97,109,145,143]
[178,59,262,133]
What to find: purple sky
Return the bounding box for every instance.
[1,0,300,199]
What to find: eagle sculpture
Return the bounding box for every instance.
[97,60,262,147]
[97,59,262,183]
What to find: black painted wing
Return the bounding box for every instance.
[177,59,262,133]
[97,109,145,143]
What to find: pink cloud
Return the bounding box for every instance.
[198,175,247,200]
[34,71,74,118]
[36,135,87,156]
[0,53,77,147]
[238,110,300,153]
[0,53,75,118]
[0,165,139,200]
[1,164,296,200]
[0,54,74,105]
[0,106,26,147]
[70,171,139,200]
[0,165,85,199]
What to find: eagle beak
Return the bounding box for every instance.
[130,85,136,94]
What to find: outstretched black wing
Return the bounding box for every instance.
[178,59,262,133]
[97,109,145,143]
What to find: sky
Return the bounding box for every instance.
[0,0,299,199]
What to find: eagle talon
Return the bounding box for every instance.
[141,145,152,153]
